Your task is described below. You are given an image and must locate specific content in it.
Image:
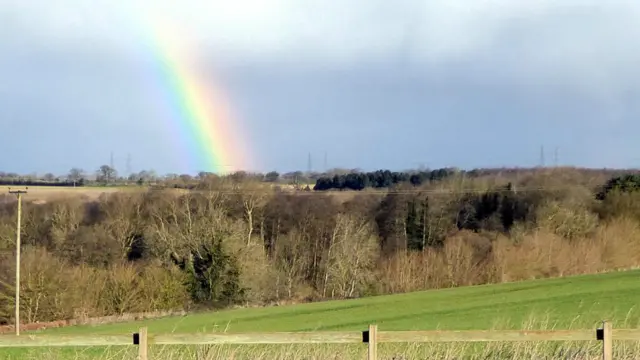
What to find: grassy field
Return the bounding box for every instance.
[0,184,367,208]
[2,269,640,359]
[0,184,318,204]
[0,185,134,203]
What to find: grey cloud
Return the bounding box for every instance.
[2,0,640,97]
[2,0,640,173]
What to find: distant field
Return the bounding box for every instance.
[0,184,364,205]
[2,270,639,359]
[0,185,139,203]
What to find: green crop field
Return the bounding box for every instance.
[3,269,640,359]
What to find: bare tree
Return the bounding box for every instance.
[322,213,379,299]
[97,165,117,183]
[146,191,243,262]
[274,229,310,299]
[49,199,84,251]
[67,168,85,185]
[98,192,145,260]
[235,182,271,245]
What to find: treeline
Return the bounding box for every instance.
[2,166,637,191]
[313,168,458,190]
[1,168,640,324]
[0,179,84,187]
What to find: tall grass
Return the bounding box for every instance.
[9,339,640,360]
[5,312,640,360]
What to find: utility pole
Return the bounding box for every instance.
[8,187,27,336]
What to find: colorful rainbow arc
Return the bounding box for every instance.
[137,15,253,174]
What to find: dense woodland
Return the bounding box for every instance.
[1,166,640,324]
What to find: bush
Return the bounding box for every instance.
[536,201,598,240]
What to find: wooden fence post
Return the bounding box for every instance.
[602,321,612,360]
[134,327,148,360]
[367,324,377,360]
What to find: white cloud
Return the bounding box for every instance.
[3,0,640,93]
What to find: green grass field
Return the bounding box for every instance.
[3,269,640,359]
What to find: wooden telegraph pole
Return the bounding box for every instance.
[8,187,27,336]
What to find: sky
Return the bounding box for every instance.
[2,0,640,176]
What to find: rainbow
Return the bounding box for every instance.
[135,15,253,175]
